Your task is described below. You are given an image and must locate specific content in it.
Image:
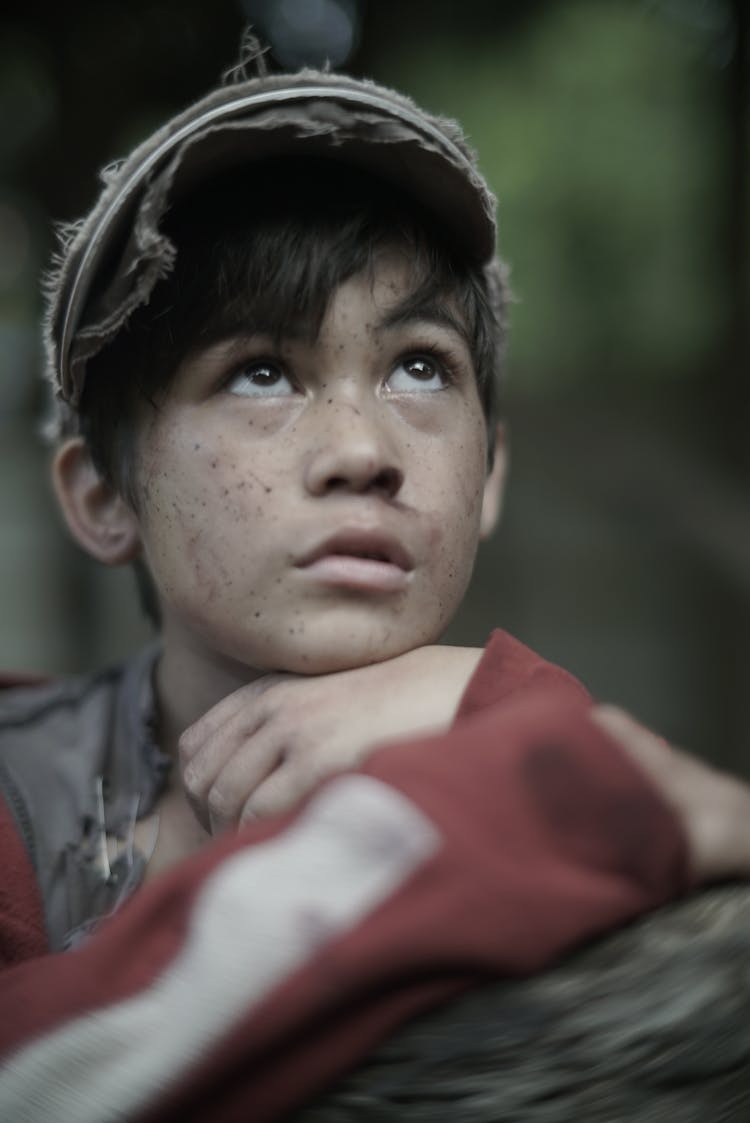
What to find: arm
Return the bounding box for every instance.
[181,630,588,831]
[181,644,484,831]
[0,687,701,1123]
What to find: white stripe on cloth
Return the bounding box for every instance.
[0,773,439,1123]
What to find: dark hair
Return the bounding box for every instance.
[77,157,507,506]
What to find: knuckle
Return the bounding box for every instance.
[261,691,285,722]
[246,793,283,820]
[181,763,202,797]
[177,729,199,760]
[240,799,262,822]
[207,785,233,820]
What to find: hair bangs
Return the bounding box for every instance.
[78,158,506,502]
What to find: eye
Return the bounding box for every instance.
[386,354,449,393]
[226,360,295,398]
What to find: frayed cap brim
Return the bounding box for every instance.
[44,71,498,406]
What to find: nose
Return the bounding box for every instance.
[304,401,404,499]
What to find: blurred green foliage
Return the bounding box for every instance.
[1,0,740,396]
[379,1,729,389]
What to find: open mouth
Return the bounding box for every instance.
[297,531,413,592]
[345,549,391,563]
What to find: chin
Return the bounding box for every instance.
[256,623,443,677]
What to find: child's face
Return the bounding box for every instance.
[131,254,500,677]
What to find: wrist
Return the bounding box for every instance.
[401,645,484,727]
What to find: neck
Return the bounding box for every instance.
[154,639,264,759]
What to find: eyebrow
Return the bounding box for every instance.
[189,296,472,360]
[378,298,472,347]
[185,322,306,363]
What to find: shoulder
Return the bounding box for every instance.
[0,665,128,925]
[0,646,159,772]
[0,647,164,952]
[0,664,126,829]
[0,796,46,964]
[0,675,75,963]
[0,665,122,740]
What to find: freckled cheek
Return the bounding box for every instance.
[420,434,487,539]
[420,494,480,598]
[136,450,216,574]
[139,434,291,590]
[143,430,259,513]
[437,499,482,557]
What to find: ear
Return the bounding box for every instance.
[52,437,142,565]
[479,422,508,540]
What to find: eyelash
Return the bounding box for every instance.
[399,343,459,387]
[221,356,293,391]
[219,341,463,395]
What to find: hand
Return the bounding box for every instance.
[179,645,483,834]
[592,705,750,885]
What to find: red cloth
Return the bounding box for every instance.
[0,803,46,965]
[0,632,688,1122]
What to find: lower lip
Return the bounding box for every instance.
[298,555,410,592]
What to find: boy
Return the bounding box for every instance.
[1,60,750,1122]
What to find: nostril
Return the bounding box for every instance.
[323,468,402,495]
[373,466,403,497]
[306,442,404,497]
[325,476,349,491]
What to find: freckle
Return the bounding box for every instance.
[193,443,201,451]
[247,420,254,427]
[327,399,332,405]
[254,611,261,618]
[210,460,218,468]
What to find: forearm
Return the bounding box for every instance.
[0,690,688,1123]
[180,628,591,831]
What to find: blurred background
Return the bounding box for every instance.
[0,0,747,769]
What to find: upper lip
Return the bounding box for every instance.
[297,529,414,571]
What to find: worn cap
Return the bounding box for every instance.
[44,67,498,408]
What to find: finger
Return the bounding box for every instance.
[180,684,282,797]
[183,679,301,833]
[181,718,252,807]
[592,704,750,884]
[239,752,335,822]
[591,705,674,787]
[182,708,271,830]
[179,673,290,759]
[207,728,283,834]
